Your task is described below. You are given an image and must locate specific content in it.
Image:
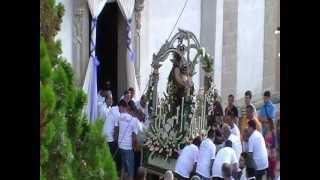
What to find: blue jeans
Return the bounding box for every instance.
[120,149,135,176]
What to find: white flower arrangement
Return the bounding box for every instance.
[144,46,216,160]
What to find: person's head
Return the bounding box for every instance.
[244,90,252,105]
[239,152,248,169]
[225,111,235,127]
[228,94,235,106]
[263,90,271,103]
[207,128,215,141]
[164,170,174,180]
[128,87,135,99]
[213,91,219,101]
[247,120,257,136]
[105,90,113,107]
[140,94,147,108]
[222,163,232,178]
[123,90,130,103]
[246,104,255,120]
[190,175,201,180]
[100,89,108,97]
[222,124,231,139]
[105,81,111,90]
[128,100,137,114]
[267,118,274,131]
[118,99,128,113]
[192,136,202,147]
[225,140,232,148]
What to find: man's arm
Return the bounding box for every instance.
[246,152,257,170]
[113,126,119,143]
[132,132,139,151]
[209,159,214,176]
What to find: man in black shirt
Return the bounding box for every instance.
[225,94,239,125]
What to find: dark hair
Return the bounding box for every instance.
[128,100,137,111]
[248,120,257,130]
[128,87,135,92]
[241,152,248,159]
[245,90,252,99]
[225,140,232,147]
[264,90,271,97]
[118,99,128,108]
[246,104,254,112]
[227,109,236,118]
[228,94,234,98]
[123,90,129,95]
[222,163,232,177]
[246,168,256,178]
[207,129,215,138]
[192,136,202,147]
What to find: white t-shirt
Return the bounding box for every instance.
[228,134,242,161]
[103,106,120,142]
[97,94,105,103]
[98,101,107,119]
[230,123,241,138]
[118,113,139,150]
[242,141,249,152]
[248,130,268,170]
[175,144,199,178]
[133,117,144,145]
[211,147,238,178]
[196,138,216,178]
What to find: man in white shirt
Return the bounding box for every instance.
[175,136,202,180]
[196,129,216,180]
[98,90,113,119]
[103,97,120,172]
[225,113,241,138]
[135,95,150,129]
[117,100,139,180]
[221,124,242,161]
[127,100,145,179]
[247,120,268,180]
[211,140,238,180]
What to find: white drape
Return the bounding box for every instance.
[117,0,135,20]
[83,0,108,122]
[117,0,141,98]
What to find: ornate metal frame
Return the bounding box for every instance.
[149,29,201,114]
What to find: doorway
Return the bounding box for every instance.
[95,2,119,102]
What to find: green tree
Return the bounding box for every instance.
[40,0,117,179]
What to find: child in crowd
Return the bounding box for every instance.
[264,119,277,180]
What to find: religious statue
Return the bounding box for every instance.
[167,50,194,112]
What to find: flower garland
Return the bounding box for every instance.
[144,47,215,160]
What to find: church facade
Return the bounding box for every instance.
[55,0,279,106]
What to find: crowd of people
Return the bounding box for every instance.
[97,85,149,180]
[97,82,279,180]
[173,90,279,180]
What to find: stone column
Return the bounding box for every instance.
[134,0,145,88]
[221,0,238,105]
[73,0,90,87]
[200,0,217,88]
[263,0,280,94]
